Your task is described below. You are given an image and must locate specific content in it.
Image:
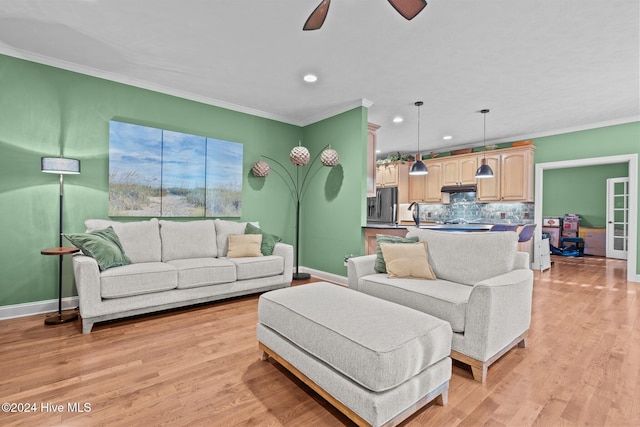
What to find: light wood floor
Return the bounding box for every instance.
[1,256,638,426]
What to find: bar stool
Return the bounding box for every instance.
[518,224,536,242]
[490,224,519,232]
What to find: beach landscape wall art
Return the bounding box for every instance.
[108,120,243,217]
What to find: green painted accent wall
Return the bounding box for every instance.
[533,121,640,274]
[543,163,628,227]
[300,107,368,276]
[0,54,312,307]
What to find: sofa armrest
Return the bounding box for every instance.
[72,254,102,318]
[461,268,533,362]
[347,254,377,291]
[273,242,293,283]
[514,251,529,269]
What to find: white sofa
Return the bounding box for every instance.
[347,228,533,383]
[72,218,293,333]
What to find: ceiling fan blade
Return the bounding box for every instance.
[303,0,331,31]
[388,0,427,20]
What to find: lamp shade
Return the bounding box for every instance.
[41,157,80,174]
[409,159,428,175]
[475,159,494,178]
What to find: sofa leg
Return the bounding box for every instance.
[82,320,94,334]
[260,351,269,361]
[518,338,527,348]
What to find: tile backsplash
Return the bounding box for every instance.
[418,192,534,224]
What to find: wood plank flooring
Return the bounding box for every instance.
[1,256,638,426]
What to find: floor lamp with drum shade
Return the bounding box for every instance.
[41,157,81,325]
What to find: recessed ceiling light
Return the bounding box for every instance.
[375,150,381,153]
[303,74,318,83]
[443,135,453,140]
[393,116,403,123]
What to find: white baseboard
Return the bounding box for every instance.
[0,297,79,321]
[299,266,348,286]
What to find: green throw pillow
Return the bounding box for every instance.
[64,227,131,271]
[374,234,419,273]
[245,223,281,256]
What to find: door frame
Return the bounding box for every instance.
[534,154,638,282]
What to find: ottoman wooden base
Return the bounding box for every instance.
[260,341,448,427]
[256,282,452,427]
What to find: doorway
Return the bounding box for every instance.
[534,154,638,282]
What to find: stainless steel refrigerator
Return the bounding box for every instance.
[367,187,398,224]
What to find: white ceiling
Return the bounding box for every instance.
[0,0,638,157]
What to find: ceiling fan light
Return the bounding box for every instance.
[410,160,428,175]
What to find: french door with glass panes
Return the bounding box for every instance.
[606,177,629,259]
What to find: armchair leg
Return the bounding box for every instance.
[451,330,529,383]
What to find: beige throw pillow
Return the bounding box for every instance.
[227,234,263,258]
[380,241,436,280]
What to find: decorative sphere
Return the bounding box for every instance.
[290,146,310,166]
[252,161,270,177]
[321,148,339,167]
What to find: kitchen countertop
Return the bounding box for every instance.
[364,223,497,232]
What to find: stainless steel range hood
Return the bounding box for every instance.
[440,184,477,193]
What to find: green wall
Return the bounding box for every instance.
[300,107,368,276]
[543,163,629,227]
[534,121,640,274]
[1,54,366,307]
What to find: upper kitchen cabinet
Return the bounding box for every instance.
[477,146,535,202]
[441,156,478,187]
[376,162,410,203]
[409,160,449,203]
[367,123,380,197]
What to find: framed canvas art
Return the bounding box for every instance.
[108,121,243,217]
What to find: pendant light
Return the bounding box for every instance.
[475,109,494,179]
[409,101,428,176]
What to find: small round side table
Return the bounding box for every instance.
[41,246,80,325]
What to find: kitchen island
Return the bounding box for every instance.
[363,223,494,255]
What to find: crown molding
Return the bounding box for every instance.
[300,99,375,126]
[0,48,306,126]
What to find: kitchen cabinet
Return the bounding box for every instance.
[408,160,449,203]
[441,157,478,187]
[477,146,534,202]
[376,162,410,203]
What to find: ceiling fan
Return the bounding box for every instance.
[304,0,427,31]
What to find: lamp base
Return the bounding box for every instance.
[292,272,311,281]
[44,309,79,325]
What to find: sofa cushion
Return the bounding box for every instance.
[167,258,237,289]
[100,262,177,298]
[374,234,419,273]
[159,220,217,262]
[406,229,518,286]
[64,227,131,271]
[244,223,282,256]
[358,274,472,333]
[380,241,436,280]
[214,219,247,257]
[258,282,452,392]
[85,218,162,263]
[227,234,263,258]
[227,255,284,280]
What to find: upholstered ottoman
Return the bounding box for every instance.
[257,282,452,427]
